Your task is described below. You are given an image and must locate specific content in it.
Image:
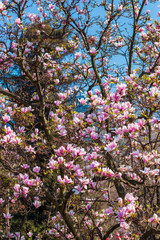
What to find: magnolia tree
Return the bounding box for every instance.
[0,0,160,239]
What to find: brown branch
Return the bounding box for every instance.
[106,152,125,198]
[91,56,106,99]
[140,228,160,240]
[60,211,82,240]
[103,223,120,240]
[0,88,39,113]
[128,0,146,75]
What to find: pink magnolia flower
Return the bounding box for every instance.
[104,207,113,215]
[25,145,36,154]
[42,12,47,18]
[140,167,150,175]
[105,133,112,141]
[33,200,41,208]
[54,100,62,106]
[148,214,160,227]
[0,198,4,204]
[21,106,33,113]
[11,42,18,48]
[57,175,65,185]
[89,47,97,55]
[125,193,138,202]
[118,165,132,172]
[24,47,30,53]
[105,141,117,151]
[0,1,5,11]
[118,5,123,11]
[15,137,21,144]
[66,144,73,153]
[73,185,82,194]
[24,179,35,187]
[79,177,89,186]
[22,186,29,195]
[104,193,109,201]
[146,10,150,14]
[2,114,10,123]
[138,118,146,127]
[78,98,87,105]
[19,173,29,181]
[127,202,136,214]
[90,161,100,168]
[15,18,21,25]
[49,111,54,118]
[18,126,25,133]
[75,169,84,177]
[64,175,74,184]
[3,213,13,219]
[75,52,81,59]
[91,151,98,159]
[9,234,14,238]
[56,146,65,156]
[116,83,127,95]
[65,161,73,169]
[49,159,58,169]
[33,166,41,173]
[56,47,63,52]
[149,169,159,176]
[14,184,20,192]
[22,164,30,169]
[90,131,98,140]
[120,221,129,230]
[57,92,67,100]
[49,4,55,10]
[14,232,21,240]
[54,79,59,84]
[38,6,43,12]
[27,232,33,237]
[27,41,33,47]
[4,125,12,134]
[102,168,115,178]
[116,232,122,240]
[58,157,64,164]
[34,197,39,201]
[150,87,160,97]
[14,192,20,198]
[88,35,97,43]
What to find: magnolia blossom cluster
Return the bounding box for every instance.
[0,76,159,239]
[103,193,138,232]
[0,1,4,11]
[1,125,21,144]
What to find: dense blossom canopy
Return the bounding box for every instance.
[0,0,160,239]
